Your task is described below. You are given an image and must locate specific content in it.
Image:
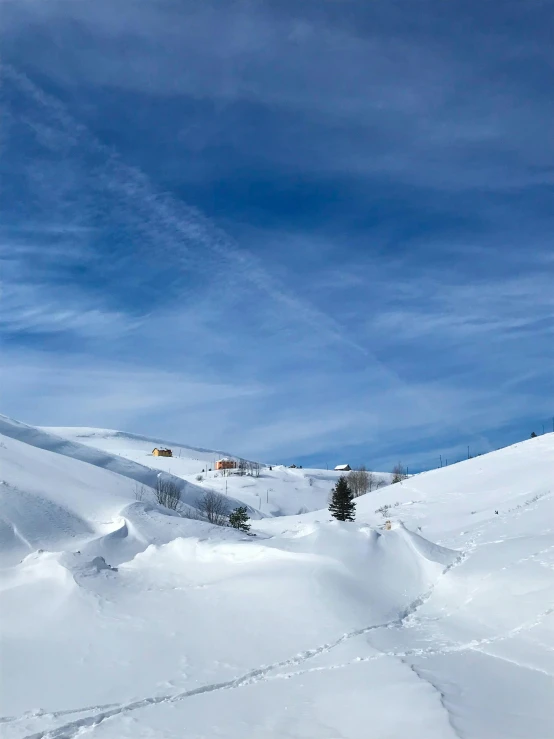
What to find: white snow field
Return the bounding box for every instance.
[0,416,553,739]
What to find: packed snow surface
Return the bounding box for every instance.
[1,415,553,739]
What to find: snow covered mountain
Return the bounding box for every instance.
[1,415,553,739]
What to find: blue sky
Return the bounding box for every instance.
[1,0,553,470]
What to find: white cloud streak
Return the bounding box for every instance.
[3,1,553,190]
[1,5,552,466]
[1,63,374,354]
[2,347,546,470]
[0,283,142,337]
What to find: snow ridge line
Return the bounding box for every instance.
[23,546,469,739]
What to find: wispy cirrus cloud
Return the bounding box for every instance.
[3,342,547,471]
[0,283,142,338]
[369,274,554,341]
[1,349,264,437]
[1,64,373,354]
[3,1,553,191]
[1,1,553,470]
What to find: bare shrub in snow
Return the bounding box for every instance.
[348,467,371,497]
[348,467,386,495]
[155,478,182,510]
[196,490,229,526]
[245,461,261,477]
[375,504,390,517]
[391,462,408,484]
[195,474,204,482]
[133,483,149,502]
[369,472,386,491]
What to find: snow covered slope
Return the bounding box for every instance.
[41,426,235,476]
[44,425,386,515]
[1,419,553,739]
[0,417,257,527]
[0,418,247,569]
[2,417,204,499]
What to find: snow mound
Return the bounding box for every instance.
[74,555,119,575]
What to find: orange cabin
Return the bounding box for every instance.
[215,458,237,470]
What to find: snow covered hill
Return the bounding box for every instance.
[43,425,385,516]
[40,426,236,476]
[1,417,553,739]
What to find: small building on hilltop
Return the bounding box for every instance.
[334,464,351,472]
[152,448,173,457]
[215,458,237,471]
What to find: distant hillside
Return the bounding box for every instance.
[43,424,390,517]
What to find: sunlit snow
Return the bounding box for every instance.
[1,416,552,739]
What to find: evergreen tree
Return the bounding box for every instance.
[229,506,251,532]
[530,431,538,438]
[329,476,356,521]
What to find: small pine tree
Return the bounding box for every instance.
[530,431,537,438]
[229,506,251,532]
[329,476,355,521]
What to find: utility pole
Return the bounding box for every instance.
[467,445,470,460]
[440,455,442,468]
